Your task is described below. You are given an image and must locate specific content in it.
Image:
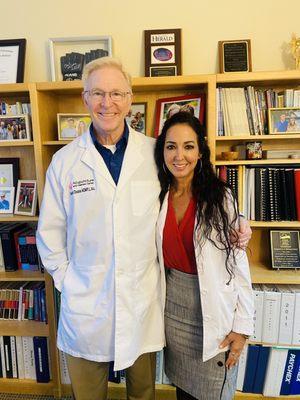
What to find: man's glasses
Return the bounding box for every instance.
[83,89,132,103]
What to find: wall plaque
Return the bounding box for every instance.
[219,39,252,73]
[270,230,300,269]
[144,29,181,77]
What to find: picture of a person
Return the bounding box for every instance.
[60,118,78,138]
[274,113,288,133]
[286,112,299,132]
[0,192,9,210]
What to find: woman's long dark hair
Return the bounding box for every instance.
[154,111,239,281]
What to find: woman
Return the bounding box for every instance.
[154,112,254,400]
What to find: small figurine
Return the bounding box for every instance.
[289,33,300,69]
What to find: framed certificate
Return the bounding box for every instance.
[0,39,26,83]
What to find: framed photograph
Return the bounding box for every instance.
[270,230,300,269]
[57,113,91,140]
[268,108,300,134]
[144,29,181,77]
[14,180,37,216]
[126,103,147,134]
[154,94,205,136]
[0,114,31,142]
[218,39,252,73]
[49,36,112,81]
[0,158,19,188]
[0,38,26,83]
[0,187,15,213]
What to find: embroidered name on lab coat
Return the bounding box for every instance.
[69,178,96,195]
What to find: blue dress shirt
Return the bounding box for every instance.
[90,122,129,185]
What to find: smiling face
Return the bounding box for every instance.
[163,123,201,183]
[83,66,132,143]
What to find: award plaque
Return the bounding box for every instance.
[270,230,300,269]
[218,39,252,73]
[144,29,181,77]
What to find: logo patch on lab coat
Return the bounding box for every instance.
[69,178,96,195]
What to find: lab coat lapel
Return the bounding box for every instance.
[79,131,116,187]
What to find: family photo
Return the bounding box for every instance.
[0,115,31,141]
[57,114,91,140]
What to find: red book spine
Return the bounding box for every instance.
[294,169,300,221]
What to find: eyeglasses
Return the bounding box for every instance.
[82,89,132,103]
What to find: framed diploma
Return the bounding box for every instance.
[270,230,300,269]
[144,29,182,77]
[218,39,252,73]
[0,39,26,83]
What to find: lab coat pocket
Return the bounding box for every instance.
[135,258,161,319]
[61,262,107,316]
[131,181,160,216]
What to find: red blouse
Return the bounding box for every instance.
[163,195,198,274]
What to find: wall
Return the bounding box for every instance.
[1,0,300,82]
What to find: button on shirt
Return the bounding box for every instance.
[90,122,129,184]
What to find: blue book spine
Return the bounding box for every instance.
[290,351,300,395]
[252,346,270,394]
[33,336,50,383]
[40,287,47,323]
[243,344,260,393]
[280,349,299,395]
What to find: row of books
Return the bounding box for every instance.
[0,223,42,272]
[237,344,300,396]
[0,336,50,382]
[218,165,300,221]
[252,284,300,346]
[0,102,31,116]
[59,350,172,385]
[217,86,300,136]
[0,281,47,322]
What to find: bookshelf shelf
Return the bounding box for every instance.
[0,270,45,281]
[0,320,49,336]
[250,262,300,284]
[250,221,300,228]
[0,215,39,222]
[215,159,299,165]
[216,134,300,141]
[0,141,34,147]
[43,140,69,145]
[0,379,54,395]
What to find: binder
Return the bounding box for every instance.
[252,346,270,394]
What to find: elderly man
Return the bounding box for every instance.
[37,57,251,400]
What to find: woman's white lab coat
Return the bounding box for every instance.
[156,192,254,362]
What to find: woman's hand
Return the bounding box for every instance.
[219,331,247,369]
[231,216,252,249]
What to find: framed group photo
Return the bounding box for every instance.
[14,180,37,216]
[268,108,300,134]
[57,113,91,140]
[154,94,205,136]
[0,114,31,141]
[126,102,147,134]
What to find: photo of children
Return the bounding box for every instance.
[126,103,147,134]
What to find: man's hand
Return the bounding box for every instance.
[231,215,252,249]
[219,331,247,369]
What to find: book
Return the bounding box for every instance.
[261,284,281,344]
[276,285,295,345]
[33,336,50,382]
[263,348,288,396]
[59,350,71,384]
[22,336,36,380]
[0,336,6,378]
[236,344,248,391]
[15,335,25,379]
[280,349,299,395]
[0,223,26,271]
[242,344,260,393]
[290,350,300,395]
[295,169,300,221]
[289,285,300,345]
[3,335,13,378]
[251,284,264,342]
[252,346,270,394]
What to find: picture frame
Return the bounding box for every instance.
[268,108,300,134]
[154,94,205,137]
[144,29,181,77]
[0,114,31,142]
[0,158,19,188]
[49,36,112,81]
[0,187,15,213]
[218,39,252,73]
[270,230,300,269]
[57,113,91,141]
[14,180,37,216]
[126,102,147,135]
[0,38,26,83]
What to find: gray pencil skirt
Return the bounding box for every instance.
[164,268,238,400]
